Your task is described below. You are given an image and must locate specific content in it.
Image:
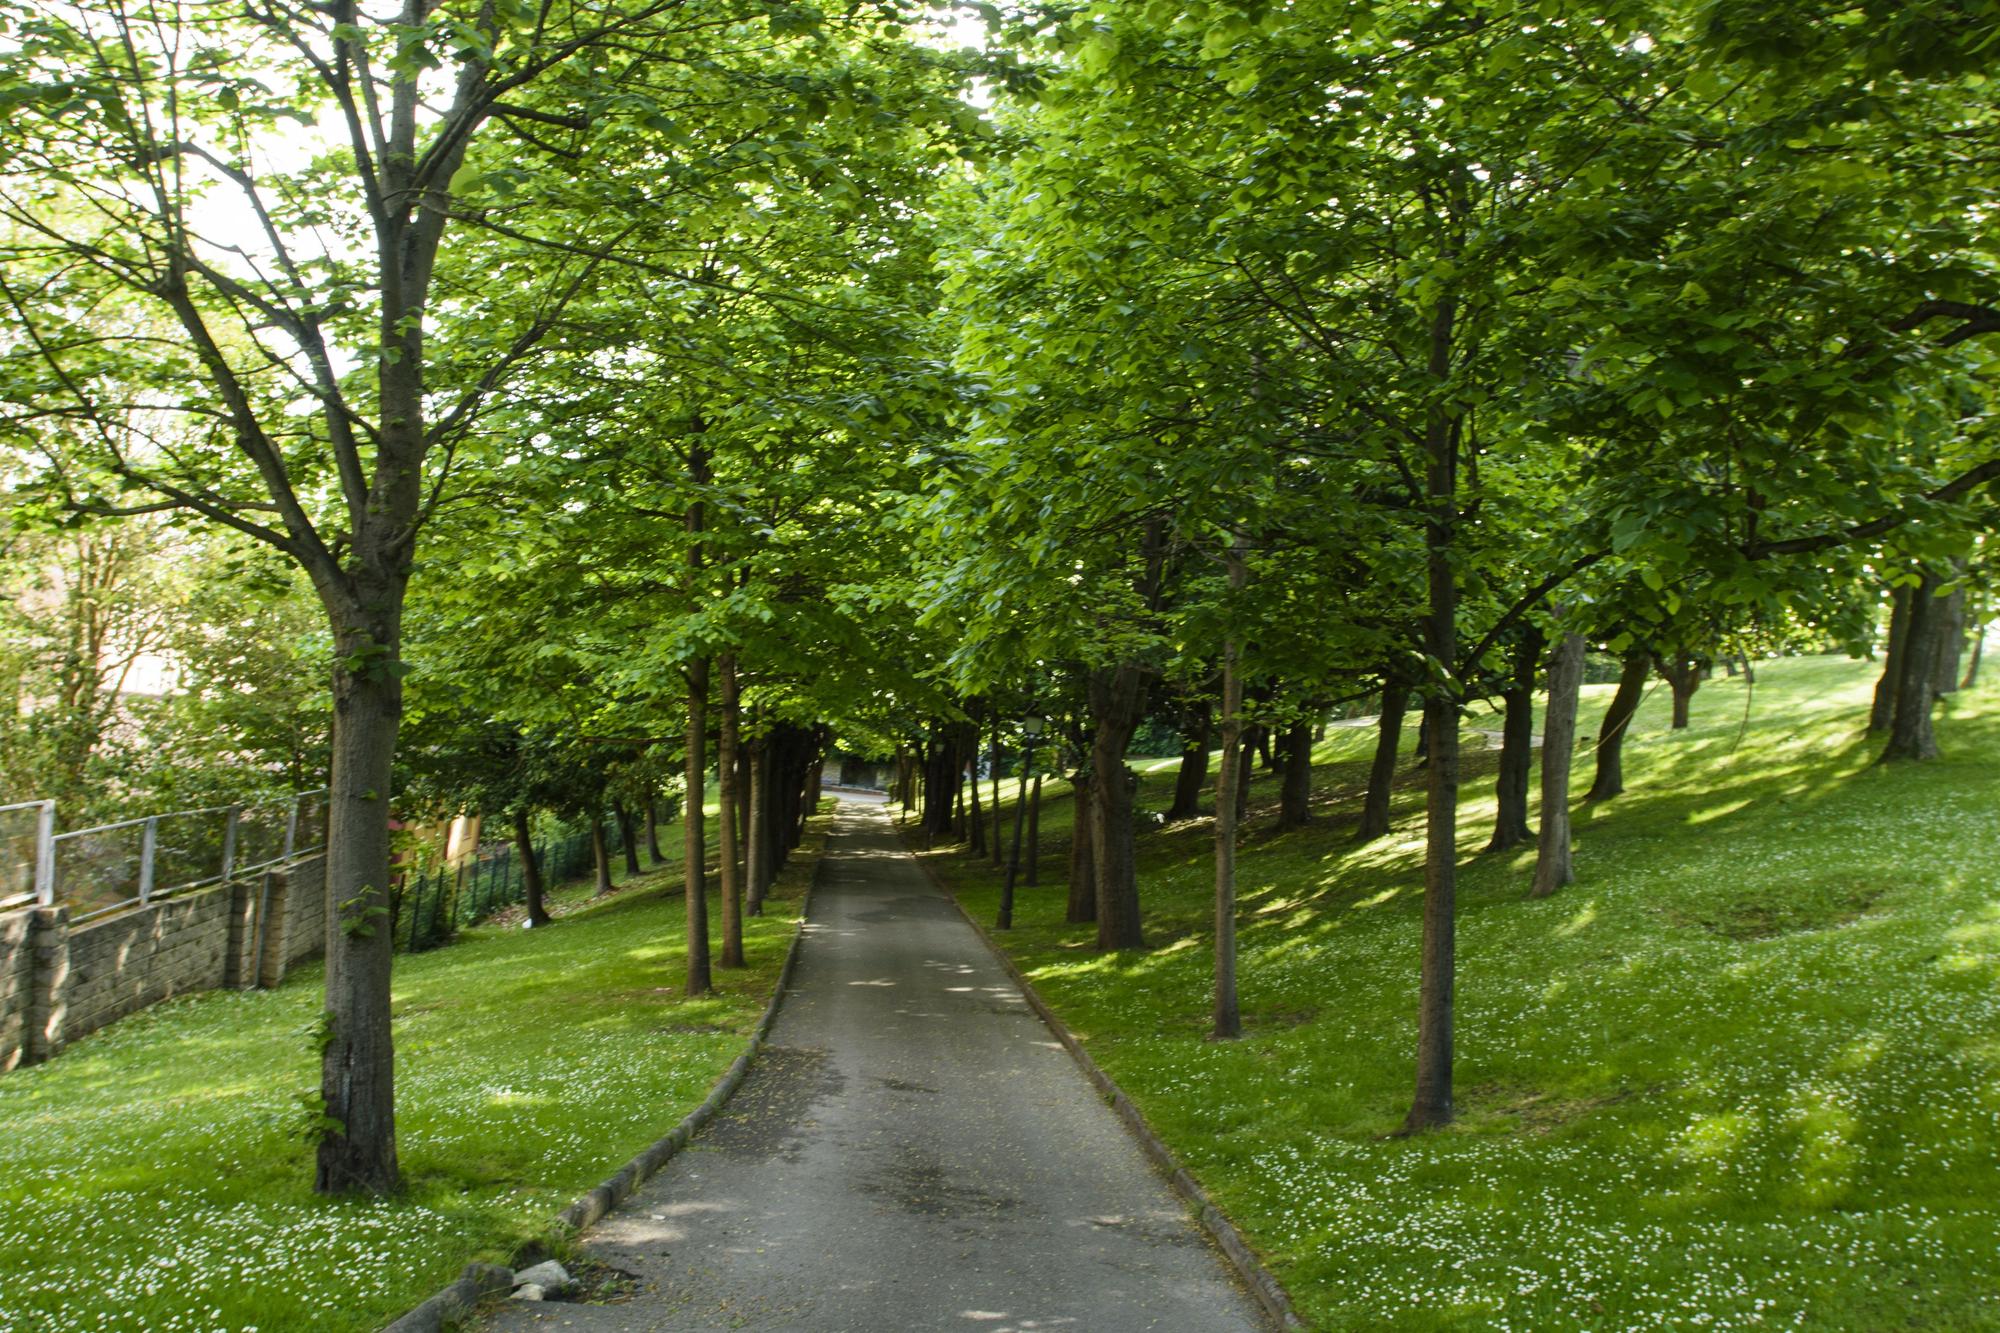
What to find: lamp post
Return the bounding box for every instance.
[997,711,1045,929]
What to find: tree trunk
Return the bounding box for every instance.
[989,719,1004,866]
[1413,706,1430,766]
[1486,627,1544,853]
[512,807,550,928]
[1233,724,1254,822]
[717,653,745,968]
[1932,582,1967,695]
[1530,632,1586,898]
[1963,626,1984,691]
[1167,703,1211,821]
[805,732,825,812]
[615,801,641,877]
[1026,774,1043,886]
[998,740,1035,929]
[952,754,966,837]
[645,799,665,865]
[1403,294,1460,1136]
[1871,583,1913,731]
[1213,541,1247,1039]
[746,738,769,917]
[1660,653,1702,729]
[1407,688,1458,1133]
[1358,679,1409,842]
[963,712,985,855]
[1090,665,1150,950]
[682,436,714,995]
[1882,572,1944,762]
[1065,770,1096,924]
[683,657,713,995]
[315,658,402,1194]
[921,727,956,839]
[737,737,753,856]
[1585,651,1649,803]
[590,813,613,895]
[967,753,986,857]
[1277,721,1313,829]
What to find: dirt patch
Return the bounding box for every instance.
[1463,1082,1656,1134]
[1665,884,1884,939]
[561,1259,644,1306]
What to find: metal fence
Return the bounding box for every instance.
[1,791,327,922]
[397,824,621,953]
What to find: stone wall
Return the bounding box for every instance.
[0,853,326,1071]
[280,854,326,966]
[0,912,30,1073]
[61,883,250,1043]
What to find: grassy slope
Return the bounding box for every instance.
[0,805,822,1333]
[914,656,2000,1331]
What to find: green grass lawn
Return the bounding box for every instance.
[910,655,2000,1331]
[0,805,823,1333]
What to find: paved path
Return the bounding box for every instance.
[489,797,1266,1333]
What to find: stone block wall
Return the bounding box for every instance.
[281,855,327,966]
[0,912,30,1073]
[63,886,237,1042]
[0,852,327,1071]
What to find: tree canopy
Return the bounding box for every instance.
[1,0,1994,1188]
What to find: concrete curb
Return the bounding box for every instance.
[382,830,827,1333]
[897,830,1307,1332]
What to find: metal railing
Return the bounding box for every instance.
[7,790,631,947]
[1,791,327,922]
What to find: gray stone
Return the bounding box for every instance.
[511,1259,572,1293]
[509,1284,546,1302]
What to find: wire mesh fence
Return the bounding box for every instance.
[396,824,621,953]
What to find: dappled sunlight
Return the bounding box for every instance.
[1828,1034,1886,1075]
[1686,797,1754,825]
[1944,903,2000,952]
[1556,902,1597,937]
[956,1311,1083,1330]
[1676,1109,1756,1164]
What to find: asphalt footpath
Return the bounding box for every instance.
[486,794,1268,1332]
